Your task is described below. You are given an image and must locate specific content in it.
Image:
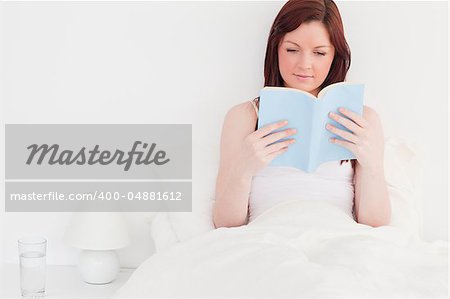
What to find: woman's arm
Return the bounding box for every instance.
[353,107,391,226]
[213,102,257,228]
[353,160,391,227]
[326,105,391,227]
[213,166,254,228]
[213,101,296,228]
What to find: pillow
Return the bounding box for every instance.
[149,212,178,253]
[150,136,425,253]
[383,136,424,240]
[150,199,215,253]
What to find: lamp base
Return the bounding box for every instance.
[78,250,120,284]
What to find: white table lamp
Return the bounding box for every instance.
[64,212,130,284]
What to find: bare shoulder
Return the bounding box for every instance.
[223,99,258,134]
[226,99,258,120]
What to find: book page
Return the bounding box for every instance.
[258,88,317,172]
[315,84,365,167]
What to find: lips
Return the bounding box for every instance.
[295,74,313,78]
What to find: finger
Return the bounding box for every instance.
[261,128,297,146]
[338,107,368,128]
[265,146,289,161]
[326,123,358,144]
[328,111,363,136]
[329,137,356,153]
[253,120,288,139]
[264,138,295,155]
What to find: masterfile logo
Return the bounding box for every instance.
[26,141,170,171]
[5,124,192,212]
[6,124,191,180]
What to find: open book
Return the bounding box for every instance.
[257,82,364,173]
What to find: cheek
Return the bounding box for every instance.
[317,57,334,75]
[278,52,289,73]
[279,52,295,71]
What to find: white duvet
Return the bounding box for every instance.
[112,200,448,298]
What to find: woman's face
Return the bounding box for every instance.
[277,21,335,97]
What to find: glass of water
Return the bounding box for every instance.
[18,236,47,298]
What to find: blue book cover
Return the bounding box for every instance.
[257,82,364,173]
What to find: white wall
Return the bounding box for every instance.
[1,1,447,268]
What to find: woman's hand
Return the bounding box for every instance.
[325,106,384,173]
[233,120,297,177]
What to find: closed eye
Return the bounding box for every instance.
[287,49,326,56]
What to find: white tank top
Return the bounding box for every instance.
[248,98,355,223]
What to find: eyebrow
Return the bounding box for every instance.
[284,41,331,49]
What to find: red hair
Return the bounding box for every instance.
[261,0,356,169]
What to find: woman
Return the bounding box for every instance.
[213,0,391,228]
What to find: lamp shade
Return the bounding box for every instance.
[64,212,130,250]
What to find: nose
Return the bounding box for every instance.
[297,53,313,70]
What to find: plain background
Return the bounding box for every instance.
[0,1,448,268]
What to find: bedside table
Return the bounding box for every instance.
[1,263,134,298]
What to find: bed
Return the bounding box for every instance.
[112,137,448,298]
